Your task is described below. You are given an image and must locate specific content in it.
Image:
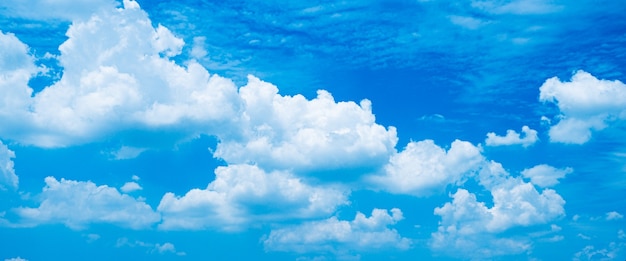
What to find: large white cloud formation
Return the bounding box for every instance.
[263,208,411,254]
[12,177,160,230]
[540,70,626,144]
[157,164,348,231]
[0,141,18,189]
[213,76,398,173]
[431,161,566,258]
[0,0,243,147]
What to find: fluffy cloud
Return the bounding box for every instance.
[521,164,573,187]
[539,70,626,144]
[0,0,242,147]
[0,141,18,189]
[157,164,348,231]
[368,140,483,196]
[431,161,565,258]
[485,125,538,147]
[213,76,398,173]
[120,181,142,193]
[263,208,410,254]
[12,177,160,229]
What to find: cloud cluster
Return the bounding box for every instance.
[157,164,348,231]
[430,161,566,258]
[0,1,583,259]
[13,177,160,230]
[0,141,18,189]
[540,70,626,144]
[485,125,538,147]
[263,208,410,254]
[0,0,242,147]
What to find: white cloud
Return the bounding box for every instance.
[157,164,348,231]
[154,242,185,255]
[213,76,398,173]
[116,238,186,256]
[606,211,623,221]
[0,141,18,189]
[86,233,100,243]
[368,139,483,196]
[431,161,566,258]
[110,146,147,160]
[485,125,538,147]
[263,208,410,253]
[574,243,625,261]
[521,164,573,187]
[539,70,626,144]
[13,177,160,229]
[0,1,243,147]
[120,182,142,193]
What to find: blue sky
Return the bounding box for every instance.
[0,0,625,260]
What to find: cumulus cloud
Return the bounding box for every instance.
[431,161,565,258]
[0,0,243,147]
[606,211,623,221]
[157,164,348,231]
[12,177,160,229]
[368,139,483,196]
[485,125,538,147]
[213,76,398,173]
[0,141,18,189]
[539,70,626,144]
[120,181,142,193]
[263,208,410,254]
[521,164,573,187]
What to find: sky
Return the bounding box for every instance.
[0,0,625,260]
